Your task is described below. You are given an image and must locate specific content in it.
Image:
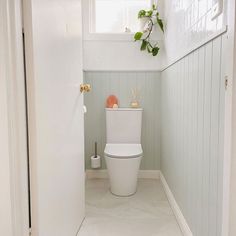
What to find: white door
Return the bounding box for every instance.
[23,0,85,235]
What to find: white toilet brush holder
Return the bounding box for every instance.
[91,155,101,169]
[91,142,101,169]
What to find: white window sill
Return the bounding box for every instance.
[83,32,136,41]
[83,32,164,42]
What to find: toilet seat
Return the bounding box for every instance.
[104,143,143,159]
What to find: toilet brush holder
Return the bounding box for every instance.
[91,142,101,169]
[91,155,101,169]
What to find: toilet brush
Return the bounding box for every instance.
[91,142,101,169]
[95,142,97,158]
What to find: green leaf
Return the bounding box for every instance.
[138,10,146,18]
[152,47,160,56]
[157,18,164,32]
[146,10,153,17]
[134,3,164,56]
[152,4,157,10]
[134,32,143,41]
[147,43,153,53]
[140,40,148,51]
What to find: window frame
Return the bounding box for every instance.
[83,0,154,41]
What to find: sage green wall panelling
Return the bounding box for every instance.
[161,35,225,236]
[84,71,161,170]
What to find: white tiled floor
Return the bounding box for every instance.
[78,179,182,236]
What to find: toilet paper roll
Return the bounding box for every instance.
[91,155,101,169]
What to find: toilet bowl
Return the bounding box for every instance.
[104,108,143,196]
[104,143,143,196]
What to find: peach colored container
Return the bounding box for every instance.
[106,95,118,108]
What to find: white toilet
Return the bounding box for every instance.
[104,108,143,196]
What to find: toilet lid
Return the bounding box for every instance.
[104,144,143,158]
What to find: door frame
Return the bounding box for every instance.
[227,0,236,235]
[1,0,30,235]
[222,0,236,235]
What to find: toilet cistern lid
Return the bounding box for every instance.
[104,144,143,158]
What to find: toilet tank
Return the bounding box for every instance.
[106,108,143,144]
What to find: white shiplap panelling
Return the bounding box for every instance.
[163,0,226,67]
[161,35,225,236]
[84,71,161,170]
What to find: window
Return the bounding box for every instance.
[92,0,152,33]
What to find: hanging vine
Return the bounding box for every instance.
[134,4,164,56]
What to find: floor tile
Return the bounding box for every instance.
[78,179,182,236]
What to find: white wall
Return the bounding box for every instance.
[163,0,227,68]
[82,0,164,71]
[83,40,164,71]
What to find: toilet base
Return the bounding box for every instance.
[109,189,137,197]
[105,155,142,196]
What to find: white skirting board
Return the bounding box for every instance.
[86,169,160,179]
[160,172,193,236]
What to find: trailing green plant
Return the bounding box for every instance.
[134,4,164,56]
